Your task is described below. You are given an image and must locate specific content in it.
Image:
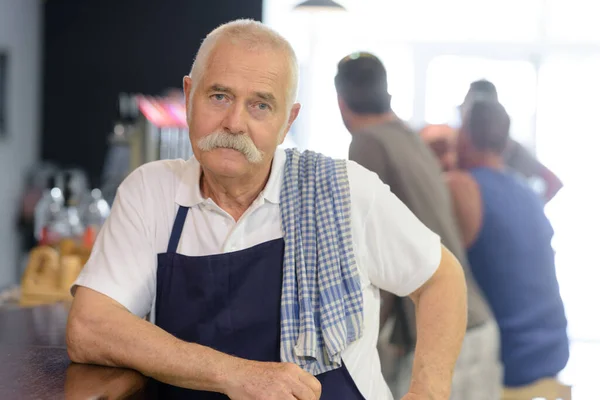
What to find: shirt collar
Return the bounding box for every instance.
[175,156,204,207]
[174,147,286,207]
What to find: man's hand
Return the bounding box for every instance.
[224,360,321,400]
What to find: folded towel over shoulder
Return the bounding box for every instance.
[279,148,364,375]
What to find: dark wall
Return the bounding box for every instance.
[42,0,262,184]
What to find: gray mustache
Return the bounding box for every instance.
[196,132,264,164]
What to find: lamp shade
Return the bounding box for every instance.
[294,0,346,11]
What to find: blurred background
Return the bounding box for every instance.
[0,0,598,397]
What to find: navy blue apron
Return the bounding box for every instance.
[154,206,366,399]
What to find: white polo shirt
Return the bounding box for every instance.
[75,147,441,400]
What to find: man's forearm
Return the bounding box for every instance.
[67,287,238,393]
[408,247,467,399]
[540,167,563,203]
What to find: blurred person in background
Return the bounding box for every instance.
[335,52,500,400]
[66,20,468,400]
[446,99,569,398]
[421,80,563,204]
[420,124,457,172]
[462,80,563,203]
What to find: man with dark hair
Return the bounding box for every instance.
[462,79,563,203]
[335,52,393,116]
[466,79,498,99]
[447,99,570,398]
[335,52,500,400]
[462,97,510,153]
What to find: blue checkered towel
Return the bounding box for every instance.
[279,148,364,375]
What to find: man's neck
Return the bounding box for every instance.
[464,152,504,170]
[350,111,398,134]
[200,162,272,221]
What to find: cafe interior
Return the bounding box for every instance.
[0,0,598,398]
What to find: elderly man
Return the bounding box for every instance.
[334,52,499,400]
[66,20,467,400]
[446,99,569,398]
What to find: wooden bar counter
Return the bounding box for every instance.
[0,302,151,399]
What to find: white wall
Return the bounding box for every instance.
[0,0,41,288]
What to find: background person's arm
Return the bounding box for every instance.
[538,163,563,203]
[504,139,563,203]
[445,171,483,248]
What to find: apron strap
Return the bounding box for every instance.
[167,206,190,253]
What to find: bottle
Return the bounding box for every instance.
[80,187,111,249]
[62,173,85,239]
[34,174,65,246]
[52,173,85,257]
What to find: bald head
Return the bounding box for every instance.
[189,19,299,108]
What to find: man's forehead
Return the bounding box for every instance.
[202,44,289,100]
[208,41,285,71]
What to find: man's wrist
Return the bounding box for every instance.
[408,368,452,400]
[187,342,242,394]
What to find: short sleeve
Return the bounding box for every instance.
[348,161,441,297]
[73,170,156,317]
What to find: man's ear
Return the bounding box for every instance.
[280,103,301,144]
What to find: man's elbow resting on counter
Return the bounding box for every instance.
[66,286,119,367]
[66,306,94,365]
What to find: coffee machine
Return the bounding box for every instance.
[101,92,192,204]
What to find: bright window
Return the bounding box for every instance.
[545,0,600,43]
[536,55,600,342]
[342,0,543,43]
[425,56,537,148]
